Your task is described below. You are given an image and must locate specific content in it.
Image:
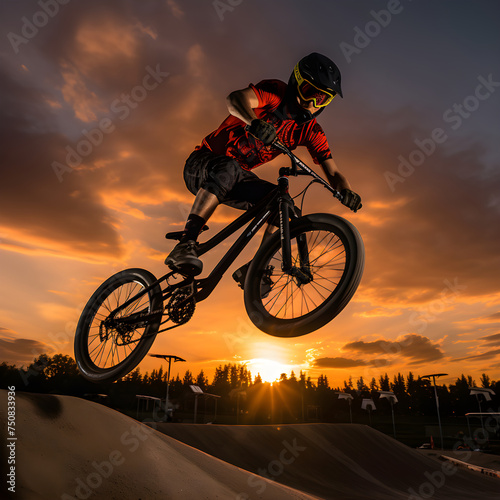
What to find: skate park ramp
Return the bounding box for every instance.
[1,390,498,500]
[0,390,315,500]
[152,422,500,500]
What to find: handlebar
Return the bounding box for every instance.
[243,122,344,204]
[272,140,344,203]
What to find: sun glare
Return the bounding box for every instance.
[246,358,292,384]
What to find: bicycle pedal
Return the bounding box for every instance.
[169,262,202,277]
[232,263,249,289]
[165,225,209,241]
[165,231,184,241]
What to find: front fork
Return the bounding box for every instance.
[277,172,312,284]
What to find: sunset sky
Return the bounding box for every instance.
[1,0,499,389]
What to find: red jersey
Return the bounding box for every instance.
[200,79,332,171]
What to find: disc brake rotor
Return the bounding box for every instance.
[99,319,135,345]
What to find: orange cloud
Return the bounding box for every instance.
[60,62,102,122]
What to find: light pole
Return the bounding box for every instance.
[150,354,186,421]
[336,392,353,423]
[422,373,447,450]
[361,398,376,426]
[379,391,398,439]
[469,387,495,434]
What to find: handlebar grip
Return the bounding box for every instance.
[332,189,343,202]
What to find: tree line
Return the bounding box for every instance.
[1,354,499,423]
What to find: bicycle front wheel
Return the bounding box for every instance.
[244,214,364,337]
[75,268,163,383]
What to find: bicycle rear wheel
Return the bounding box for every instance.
[75,268,163,383]
[244,214,364,337]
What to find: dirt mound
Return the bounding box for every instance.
[152,422,500,499]
[3,389,498,499]
[0,390,315,500]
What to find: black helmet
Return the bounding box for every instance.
[289,52,343,105]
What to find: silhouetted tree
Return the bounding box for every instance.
[480,373,491,388]
[406,372,416,396]
[230,365,239,388]
[196,369,209,391]
[239,365,251,387]
[379,373,390,391]
[183,370,193,386]
[357,376,369,395]
[318,374,329,388]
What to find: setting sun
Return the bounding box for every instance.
[246,358,294,384]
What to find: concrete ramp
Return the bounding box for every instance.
[0,390,315,500]
[152,422,500,500]
[2,389,498,499]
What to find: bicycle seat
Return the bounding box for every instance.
[165,225,209,241]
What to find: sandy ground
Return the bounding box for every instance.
[1,390,499,499]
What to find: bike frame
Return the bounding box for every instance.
[193,173,296,302]
[109,143,343,327]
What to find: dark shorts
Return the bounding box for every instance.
[183,148,276,210]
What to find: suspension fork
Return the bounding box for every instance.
[278,172,293,272]
[278,170,312,281]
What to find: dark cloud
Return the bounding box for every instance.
[343,124,500,305]
[0,336,49,365]
[0,1,194,260]
[479,333,500,347]
[485,313,500,321]
[313,356,393,369]
[369,358,393,368]
[454,349,500,363]
[343,334,444,364]
[451,332,500,363]
[314,357,367,369]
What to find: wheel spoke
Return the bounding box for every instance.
[258,228,347,321]
[84,279,154,371]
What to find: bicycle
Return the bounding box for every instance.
[74,142,365,383]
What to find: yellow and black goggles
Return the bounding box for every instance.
[294,64,336,107]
